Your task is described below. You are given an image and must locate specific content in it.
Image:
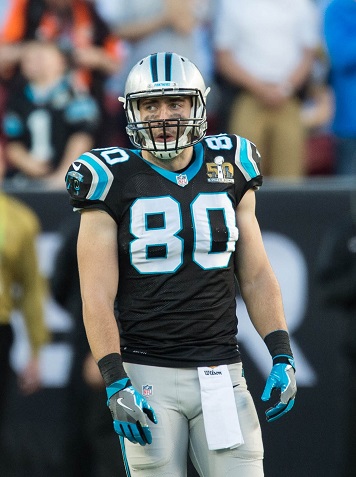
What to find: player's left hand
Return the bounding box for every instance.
[261,355,297,422]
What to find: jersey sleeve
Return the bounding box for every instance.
[2,110,25,141]
[233,135,263,196]
[65,150,117,221]
[2,87,27,141]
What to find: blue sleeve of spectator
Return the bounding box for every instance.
[324,3,356,72]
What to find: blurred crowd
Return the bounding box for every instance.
[0,0,355,189]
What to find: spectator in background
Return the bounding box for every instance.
[300,45,335,175]
[93,0,214,144]
[95,0,213,89]
[0,0,31,172]
[0,0,124,148]
[315,187,356,477]
[0,0,27,82]
[0,145,50,471]
[213,0,320,178]
[3,40,99,189]
[51,213,126,477]
[324,0,356,175]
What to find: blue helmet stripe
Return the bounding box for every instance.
[150,54,158,82]
[165,52,172,81]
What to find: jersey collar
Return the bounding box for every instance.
[135,142,204,186]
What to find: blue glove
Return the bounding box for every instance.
[106,377,158,445]
[261,355,297,422]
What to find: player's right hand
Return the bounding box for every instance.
[106,377,158,445]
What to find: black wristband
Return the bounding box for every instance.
[264,330,293,359]
[97,353,128,387]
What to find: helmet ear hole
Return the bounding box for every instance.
[122,52,209,159]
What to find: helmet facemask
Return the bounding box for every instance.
[119,53,210,160]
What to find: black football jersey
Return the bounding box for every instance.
[3,78,99,171]
[66,134,263,367]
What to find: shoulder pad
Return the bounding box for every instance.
[65,151,114,201]
[234,135,261,181]
[203,134,262,181]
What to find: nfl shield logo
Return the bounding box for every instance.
[142,384,153,396]
[176,173,188,187]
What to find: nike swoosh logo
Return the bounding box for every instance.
[233,384,240,388]
[72,162,81,171]
[117,397,134,412]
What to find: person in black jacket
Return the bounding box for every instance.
[316,189,356,477]
[51,213,125,477]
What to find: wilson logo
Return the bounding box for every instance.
[204,370,222,376]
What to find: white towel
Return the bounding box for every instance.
[198,365,244,451]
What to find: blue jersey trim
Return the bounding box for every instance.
[137,142,204,185]
[77,153,112,200]
[239,137,259,179]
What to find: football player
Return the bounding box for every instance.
[66,52,296,477]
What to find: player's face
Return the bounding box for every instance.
[138,96,192,144]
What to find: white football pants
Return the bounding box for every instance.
[121,362,264,477]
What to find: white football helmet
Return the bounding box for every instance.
[119,52,210,160]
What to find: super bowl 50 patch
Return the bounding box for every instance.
[206,156,234,183]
